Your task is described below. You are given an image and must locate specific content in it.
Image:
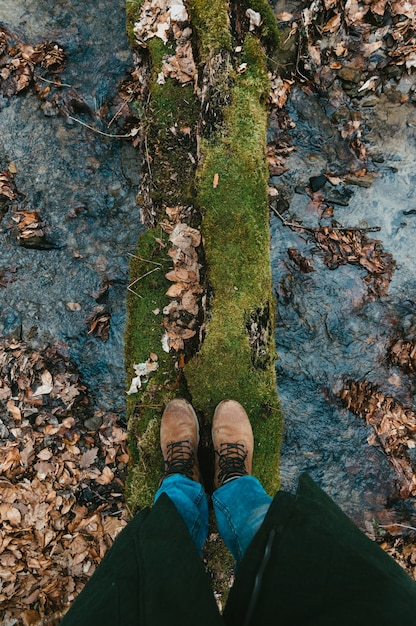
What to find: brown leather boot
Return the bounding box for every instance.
[160,398,201,483]
[212,400,254,489]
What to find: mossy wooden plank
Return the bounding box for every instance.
[125,1,282,507]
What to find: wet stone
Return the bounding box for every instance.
[360,95,380,107]
[338,67,362,84]
[325,187,353,206]
[84,414,104,431]
[309,174,327,192]
[344,173,375,188]
[331,105,350,124]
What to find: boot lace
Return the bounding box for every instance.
[164,440,195,480]
[216,442,248,486]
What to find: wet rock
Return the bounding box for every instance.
[372,155,384,163]
[1,312,22,335]
[108,181,123,198]
[384,86,403,103]
[360,95,380,107]
[309,174,326,192]
[338,67,362,84]
[385,65,402,80]
[331,105,350,124]
[84,414,103,431]
[344,173,375,188]
[325,187,353,206]
[294,185,309,196]
[19,237,61,250]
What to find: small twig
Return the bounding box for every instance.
[107,101,129,128]
[104,508,127,519]
[67,115,134,138]
[270,205,381,234]
[144,132,152,179]
[271,206,316,232]
[127,253,163,266]
[378,523,416,532]
[35,74,72,88]
[135,403,164,408]
[127,267,160,298]
[295,39,310,83]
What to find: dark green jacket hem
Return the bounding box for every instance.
[61,474,416,626]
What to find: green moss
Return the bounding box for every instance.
[187,0,232,61]
[125,33,200,510]
[186,37,282,494]
[125,229,170,374]
[125,229,187,510]
[241,0,280,51]
[126,417,161,510]
[126,0,143,45]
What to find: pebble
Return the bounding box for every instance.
[84,415,103,431]
[345,173,375,188]
[309,174,327,192]
[325,187,353,206]
[338,67,362,84]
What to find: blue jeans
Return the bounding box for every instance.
[154,475,272,562]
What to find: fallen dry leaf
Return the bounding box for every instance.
[33,369,53,396]
[0,170,17,201]
[95,466,115,485]
[322,13,341,33]
[277,12,294,21]
[126,355,159,394]
[86,305,111,341]
[162,41,197,85]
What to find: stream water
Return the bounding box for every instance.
[0,0,142,420]
[271,83,416,528]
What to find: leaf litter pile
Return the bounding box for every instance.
[0,339,129,624]
[0,29,65,98]
[161,207,204,354]
[340,380,416,498]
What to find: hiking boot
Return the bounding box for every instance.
[212,400,254,489]
[160,398,201,483]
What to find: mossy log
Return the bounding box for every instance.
[125,0,282,511]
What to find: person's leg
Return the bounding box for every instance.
[211,400,272,564]
[213,476,272,563]
[155,474,208,555]
[155,399,209,555]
